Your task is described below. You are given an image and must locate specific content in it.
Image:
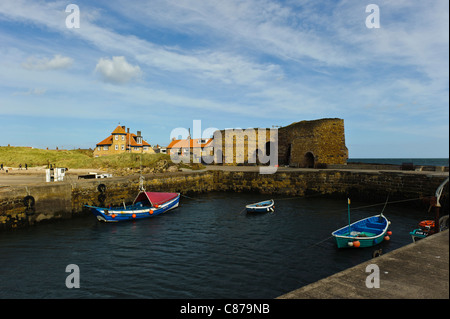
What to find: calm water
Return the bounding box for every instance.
[348,158,449,166]
[0,192,426,299]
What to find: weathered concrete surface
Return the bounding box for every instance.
[277,230,449,299]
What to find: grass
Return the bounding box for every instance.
[0,146,176,169]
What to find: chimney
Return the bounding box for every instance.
[127,128,130,133]
[137,131,141,137]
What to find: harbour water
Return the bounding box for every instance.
[0,192,428,299]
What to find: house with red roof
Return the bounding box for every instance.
[93,125,155,157]
[166,137,213,163]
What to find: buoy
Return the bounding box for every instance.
[353,240,361,248]
[387,230,392,236]
[384,235,390,241]
[154,204,159,208]
[348,241,354,247]
[150,210,153,215]
[111,214,116,218]
[132,213,136,219]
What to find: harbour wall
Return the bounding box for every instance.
[1,169,448,230]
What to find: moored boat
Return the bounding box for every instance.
[245,199,274,213]
[332,214,391,248]
[86,191,180,222]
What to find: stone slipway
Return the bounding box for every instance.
[277,230,449,299]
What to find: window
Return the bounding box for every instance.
[98,147,101,151]
[121,145,125,150]
[103,146,108,150]
[115,145,119,150]
[143,146,148,151]
[122,135,125,141]
[115,135,118,140]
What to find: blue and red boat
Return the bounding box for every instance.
[86,191,180,222]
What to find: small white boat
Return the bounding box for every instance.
[245,199,274,213]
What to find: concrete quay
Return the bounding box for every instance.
[278,230,449,299]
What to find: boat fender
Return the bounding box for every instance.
[387,230,392,236]
[132,214,136,219]
[111,214,116,218]
[347,241,353,247]
[353,240,361,248]
[384,235,390,241]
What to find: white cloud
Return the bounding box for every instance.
[21,54,73,70]
[94,56,142,84]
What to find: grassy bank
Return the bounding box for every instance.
[0,146,179,169]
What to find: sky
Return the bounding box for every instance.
[0,0,448,158]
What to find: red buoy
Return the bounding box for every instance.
[387,231,392,236]
[353,241,361,248]
[384,235,390,241]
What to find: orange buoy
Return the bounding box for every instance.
[132,213,136,219]
[387,231,392,236]
[111,214,116,218]
[384,235,390,241]
[353,241,361,248]
[150,210,153,215]
[154,204,159,208]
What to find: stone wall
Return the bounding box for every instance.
[211,118,348,168]
[278,118,348,167]
[1,170,447,230]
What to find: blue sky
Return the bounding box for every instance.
[0,0,448,158]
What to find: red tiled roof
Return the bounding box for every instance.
[97,135,113,146]
[96,127,151,147]
[111,125,126,134]
[167,138,212,149]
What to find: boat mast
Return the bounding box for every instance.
[139,153,145,192]
[347,198,351,234]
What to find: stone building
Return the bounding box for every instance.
[93,125,155,157]
[278,118,348,167]
[210,118,348,168]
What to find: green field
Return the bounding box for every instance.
[0,146,175,169]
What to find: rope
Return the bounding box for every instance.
[181,194,200,200]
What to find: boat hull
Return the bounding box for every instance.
[246,199,274,213]
[332,214,390,248]
[86,193,180,222]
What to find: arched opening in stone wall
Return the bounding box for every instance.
[265,141,272,157]
[304,152,315,168]
[285,143,292,166]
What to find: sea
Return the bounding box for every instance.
[0,192,429,299]
[347,158,449,167]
